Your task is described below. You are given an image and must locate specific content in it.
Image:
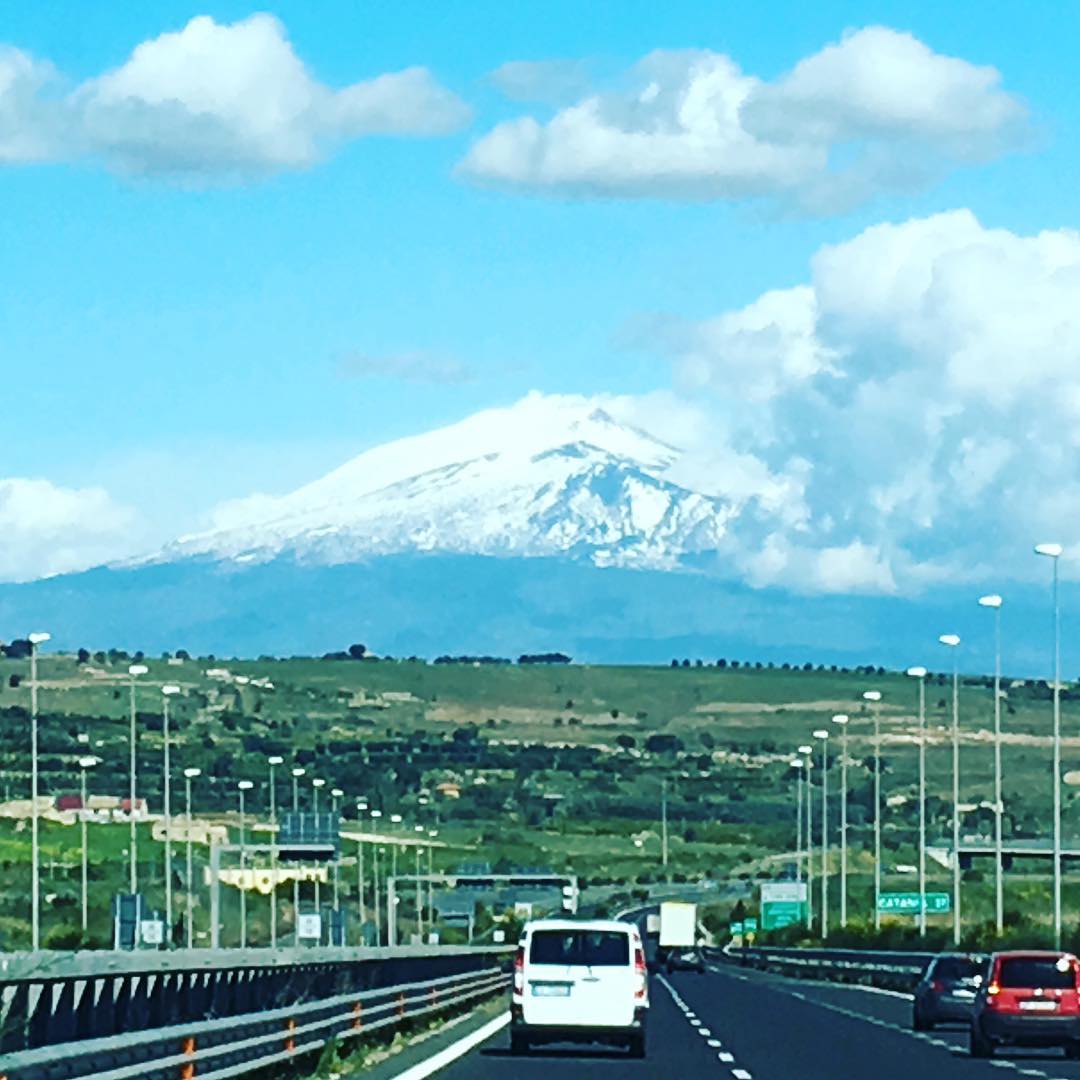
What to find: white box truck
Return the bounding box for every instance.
[658,902,703,974]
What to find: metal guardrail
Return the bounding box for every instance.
[714,946,935,993]
[0,946,510,1055]
[0,965,509,1080]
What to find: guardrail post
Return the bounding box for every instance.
[397,993,406,1019]
[284,1017,296,1053]
[179,1035,196,1078]
[351,1002,363,1031]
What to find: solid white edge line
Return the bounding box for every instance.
[389,1013,511,1080]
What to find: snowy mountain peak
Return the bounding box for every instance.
[154,392,731,570]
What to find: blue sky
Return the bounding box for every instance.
[4,2,1080,597]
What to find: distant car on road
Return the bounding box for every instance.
[970,950,1080,1058]
[912,952,988,1029]
[510,918,649,1057]
[666,946,706,974]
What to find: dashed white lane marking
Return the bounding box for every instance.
[660,974,758,1076]
[699,1027,712,1036]
[719,1051,735,1062]
[732,1070,753,1079]
[708,1038,722,1047]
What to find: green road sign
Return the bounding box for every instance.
[762,900,805,930]
[743,917,758,932]
[877,892,951,914]
[730,921,744,935]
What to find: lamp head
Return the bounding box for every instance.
[184,767,201,779]
[978,594,1003,609]
[390,813,403,823]
[312,777,326,789]
[813,729,829,740]
[331,787,344,798]
[162,684,181,696]
[237,780,254,791]
[128,663,149,677]
[291,767,306,778]
[790,758,804,768]
[78,755,100,769]
[862,690,882,702]
[798,744,813,755]
[267,755,284,766]
[370,809,383,818]
[28,631,50,645]
[1036,543,1064,558]
[831,713,849,725]
[939,634,961,648]
[906,666,927,678]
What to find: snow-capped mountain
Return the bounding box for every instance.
[152,393,734,570]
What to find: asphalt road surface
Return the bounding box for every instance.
[434,963,1080,1079]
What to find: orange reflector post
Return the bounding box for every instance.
[284,1017,297,1052]
[351,1002,363,1031]
[397,992,406,1018]
[179,1035,196,1079]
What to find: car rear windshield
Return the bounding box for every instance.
[998,958,1076,989]
[933,957,984,980]
[529,930,630,967]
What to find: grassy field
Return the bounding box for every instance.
[0,650,1077,948]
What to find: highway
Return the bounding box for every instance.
[432,963,1080,1079]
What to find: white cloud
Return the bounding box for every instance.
[459,27,1027,211]
[0,14,469,179]
[339,350,473,384]
[489,59,592,105]
[634,209,1080,591]
[0,478,139,583]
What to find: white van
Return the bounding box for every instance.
[510,918,649,1056]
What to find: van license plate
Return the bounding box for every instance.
[532,984,571,997]
[1019,1000,1057,1011]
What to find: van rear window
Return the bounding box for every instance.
[998,958,1075,989]
[529,930,630,967]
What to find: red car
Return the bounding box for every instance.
[970,950,1080,1058]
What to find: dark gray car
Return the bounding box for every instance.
[913,953,989,1029]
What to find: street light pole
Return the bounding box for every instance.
[184,768,201,949]
[661,780,669,872]
[370,810,383,944]
[238,781,253,947]
[78,756,99,936]
[799,745,813,930]
[939,634,962,947]
[331,788,343,944]
[979,595,1005,936]
[162,685,180,943]
[356,800,368,942]
[907,667,928,936]
[832,715,849,927]
[312,778,326,920]
[267,756,283,949]
[791,759,804,889]
[1036,543,1064,950]
[813,729,830,939]
[291,767,305,939]
[127,663,148,897]
[28,630,49,951]
[863,691,883,930]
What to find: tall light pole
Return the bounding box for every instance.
[291,767,305,938]
[371,810,383,945]
[237,780,253,947]
[939,634,962,947]
[183,767,201,949]
[799,745,814,930]
[331,788,343,944]
[661,780,669,872]
[161,685,181,942]
[427,829,438,938]
[28,630,49,951]
[127,663,148,897]
[1036,543,1064,949]
[832,714,849,927]
[312,778,326,919]
[863,690,883,930]
[414,824,425,941]
[906,667,928,937]
[813,729,830,939]
[267,756,283,949]
[356,800,368,942]
[78,755,99,936]
[979,594,1005,936]
[791,758,804,889]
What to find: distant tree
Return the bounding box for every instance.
[681,659,690,668]
[348,643,367,660]
[716,659,727,668]
[615,734,636,750]
[93,651,106,663]
[176,649,191,661]
[76,648,91,664]
[8,675,21,689]
[803,662,813,671]
[695,659,703,668]
[731,661,740,669]
[610,708,619,719]
[3,639,30,659]
[671,660,679,668]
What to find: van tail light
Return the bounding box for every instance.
[985,982,1001,1007]
[931,980,944,993]
[987,983,1000,995]
[634,945,647,999]
[513,947,525,996]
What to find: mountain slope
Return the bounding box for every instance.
[149,393,734,570]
